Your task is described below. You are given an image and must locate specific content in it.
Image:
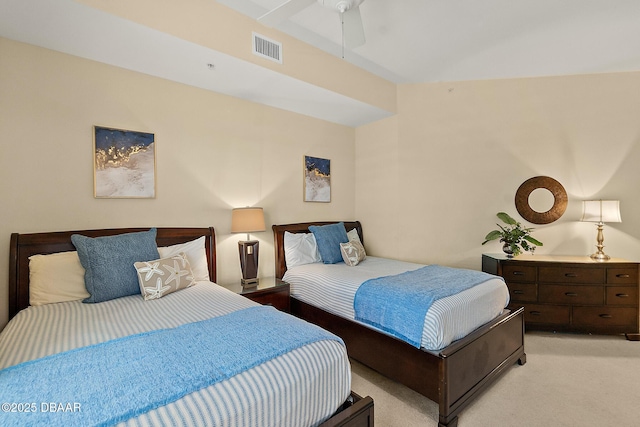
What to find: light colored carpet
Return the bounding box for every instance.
[350,331,640,426]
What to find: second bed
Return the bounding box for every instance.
[273,221,526,427]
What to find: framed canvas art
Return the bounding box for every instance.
[304,155,330,202]
[93,126,156,198]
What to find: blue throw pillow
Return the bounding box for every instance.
[309,222,349,264]
[71,228,160,303]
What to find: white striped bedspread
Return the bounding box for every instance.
[283,256,510,351]
[0,283,351,427]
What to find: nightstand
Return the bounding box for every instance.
[222,277,290,312]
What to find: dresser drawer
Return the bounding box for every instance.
[538,267,604,284]
[523,304,570,324]
[507,283,537,303]
[538,284,603,305]
[606,286,639,306]
[502,265,536,282]
[572,307,638,327]
[607,268,638,284]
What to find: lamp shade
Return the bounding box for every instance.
[581,200,621,223]
[231,207,266,233]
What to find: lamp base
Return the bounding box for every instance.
[590,223,610,262]
[590,252,611,262]
[241,277,259,286]
[238,240,259,283]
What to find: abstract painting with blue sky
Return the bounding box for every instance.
[93,126,155,198]
[304,155,330,202]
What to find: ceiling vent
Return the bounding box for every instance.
[252,32,282,64]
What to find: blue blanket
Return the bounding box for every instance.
[354,265,499,348]
[0,305,342,427]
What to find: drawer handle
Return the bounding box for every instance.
[616,274,630,278]
[529,311,541,316]
[564,273,578,278]
[599,314,613,319]
[512,271,525,276]
[615,293,629,298]
[564,292,578,297]
[513,290,525,295]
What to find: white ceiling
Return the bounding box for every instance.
[2,0,640,127]
[0,0,391,127]
[222,0,640,84]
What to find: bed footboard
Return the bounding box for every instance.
[437,307,525,427]
[321,392,374,427]
[291,298,524,427]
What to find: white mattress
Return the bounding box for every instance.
[0,283,351,427]
[283,256,510,351]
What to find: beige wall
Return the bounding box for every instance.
[356,73,640,269]
[3,34,640,330]
[0,38,356,328]
[78,0,397,113]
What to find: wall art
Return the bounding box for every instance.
[515,176,567,224]
[93,126,156,198]
[304,155,331,202]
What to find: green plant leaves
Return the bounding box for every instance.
[482,212,543,254]
[497,212,517,225]
[482,230,503,244]
[524,235,543,246]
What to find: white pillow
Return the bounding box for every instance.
[158,236,210,282]
[134,253,196,300]
[29,251,90,306]
[340,240,367,267]
[284,231,321,268]
[347,228,362,244]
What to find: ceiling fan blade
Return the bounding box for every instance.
[258,0,316,27]
[342,6,365,49]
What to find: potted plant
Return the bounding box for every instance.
[482,212,543,257]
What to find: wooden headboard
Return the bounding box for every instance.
[8,227,216,320]
[272,221,363,279]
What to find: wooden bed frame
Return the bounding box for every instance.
[273,221,526,427]
[8,227,217,319]
[7,226,373,427]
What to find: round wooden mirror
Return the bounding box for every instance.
[515,176,567,224]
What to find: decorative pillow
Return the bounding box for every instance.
[340,241,367,267]
[134,253,196,300]
[28,251,90,306]
[158,236,210,282]
[71,228,160,303]
[309,222,349,264]
[284,231,321,268]
[347,228,362,244]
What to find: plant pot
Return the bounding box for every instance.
[502,242,514,258]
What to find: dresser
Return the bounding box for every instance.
[482,254,639,340]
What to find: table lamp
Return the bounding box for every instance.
[231,207,265,285]
[580,200,621,261]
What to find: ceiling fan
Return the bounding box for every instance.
[258,0,366,49]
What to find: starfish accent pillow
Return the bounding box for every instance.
[134,252,196,301]
[340,240,366,267]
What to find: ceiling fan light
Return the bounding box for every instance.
[318,0,365,13]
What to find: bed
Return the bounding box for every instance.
[273,221,526,427]
[2,226,373,427]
